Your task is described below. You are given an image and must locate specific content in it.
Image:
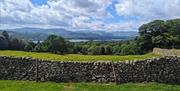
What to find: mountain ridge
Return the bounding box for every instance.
[0,27,138,41]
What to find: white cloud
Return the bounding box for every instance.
[115,0,180,20]
[0,0,180,31]
[0,0,113,30]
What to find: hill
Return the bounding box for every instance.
[0,28,138,41]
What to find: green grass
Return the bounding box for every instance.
[0,80,179,91]
[0,50,159,62]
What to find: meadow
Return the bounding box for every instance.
[0,80,179,91]
[0,50,159,62]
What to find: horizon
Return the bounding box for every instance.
[0,0,180,31]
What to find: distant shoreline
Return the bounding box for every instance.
[32,38,129,43]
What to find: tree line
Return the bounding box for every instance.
[0,19,179,55]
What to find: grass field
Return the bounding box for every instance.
[0,50,159,62]
[0,80,179,91]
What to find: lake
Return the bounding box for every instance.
[33,39,126,43]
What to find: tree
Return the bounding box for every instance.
[28,41,36,48]
[87,46,96,55]
[112,45,121,55]
[81,45,88,55]
[9,38,20,50]
[2,31,9,39]
[24,44,33,51]
[44,35,67,54]
[138,19,180,52]
[87,46,105,55]
[105,46,112,55]
[9,38,26,50]
[93,46,101,55]
[73,45,82,54]
[40,42,49,52]
[33,42,42,52]
[99,46,105,55]
[0,36,8,50]
[1,31,10,48]
[120,41,141,55]
[138,20,167,51]
[66,41,74,53]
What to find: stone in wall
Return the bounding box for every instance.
[0,56,179,84]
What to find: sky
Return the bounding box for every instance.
[0,0,180,31]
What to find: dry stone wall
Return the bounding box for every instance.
[0,56,179,84]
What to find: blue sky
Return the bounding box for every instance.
[31,0,48,5]
[0,0,180,31]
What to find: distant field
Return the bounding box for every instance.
[0,80,179,91]
[153,48,180,56]
[0,50,159,62]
